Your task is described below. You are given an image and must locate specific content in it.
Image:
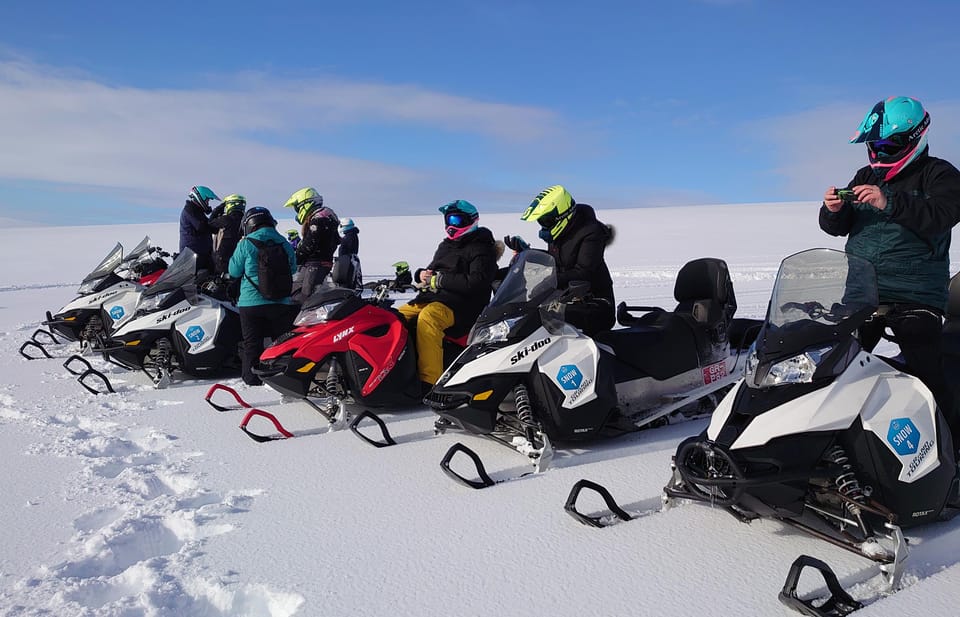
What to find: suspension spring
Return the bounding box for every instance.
[514,383,538,445]
[81,315,103,347]
[826,445,865,503]
[325,357,343,398]
[154,337,173,369]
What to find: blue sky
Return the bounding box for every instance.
[2,0,960,225]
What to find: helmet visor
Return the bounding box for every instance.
[868,138,906,158]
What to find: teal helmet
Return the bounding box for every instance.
[439,200,479,240]
[189,185,219,214]
[850,96,930,182]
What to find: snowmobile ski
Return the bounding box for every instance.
[778,555,863,617]
[62,354,115,395]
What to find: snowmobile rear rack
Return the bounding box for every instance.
[63,354,115,394]
[778,555,862,617]
[564,479,634,527]
[349,410,397,448]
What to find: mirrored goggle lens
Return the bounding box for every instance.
[869,139,905,156]
[445,213,468,227]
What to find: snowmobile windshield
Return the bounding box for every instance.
[488,250,558,310]
[760,248,877,358]
[143,249,196,297]
[81,242,124,283]
[123,236,154,262]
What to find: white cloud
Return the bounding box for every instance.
[0,60,569,218]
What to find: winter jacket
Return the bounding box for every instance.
[548,204,615,307]
[339,228,359,256]
[179,200,214,270]
[209,208,244,274]
[412,226,499,336]
[820,149,960,311]
[228,226,297,307]
[296,207,341,266]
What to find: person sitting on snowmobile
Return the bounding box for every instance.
[228,206,298,386]
[504,185,615,336]
[179,185,219,273]
[334,217,363,289]
[820,96,960,444]
[209,194,246,276]
[284,187,341,300]
[398,200,499,394]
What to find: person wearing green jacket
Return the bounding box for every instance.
[228,206,298,386]
[821,96,960,444]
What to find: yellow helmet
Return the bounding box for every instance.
[284,187,324,224]
[521,185,576,240]
[221,194,246,214]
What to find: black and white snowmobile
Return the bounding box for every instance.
[21,239,167,360]
[657,248,960,614]
[81,249,241,391]
[425,249,759,487]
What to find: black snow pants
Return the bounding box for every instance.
[239,303,296,386]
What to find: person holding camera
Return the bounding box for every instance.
[820,96,960,442]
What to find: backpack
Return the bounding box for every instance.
[244,238,293,300]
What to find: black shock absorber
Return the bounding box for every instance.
[325,357,343,399]
[514,383,538,445]
[81,315,103,349]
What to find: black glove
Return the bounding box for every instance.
[504,235,530,252]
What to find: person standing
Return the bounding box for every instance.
[179,185,219,273]
[820,95,960,443]
[228,206,297,386]
[398,200,498,393]
[283,187,341,299]
[209,193,246,275]
[334,217,362,289]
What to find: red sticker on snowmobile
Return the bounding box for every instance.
[702,361,727,385]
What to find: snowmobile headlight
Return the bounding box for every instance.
[468,317,523,345]
[138,291,173,312]
[77,276,107,295]
[752,345,835,388]
[294,300,343,327]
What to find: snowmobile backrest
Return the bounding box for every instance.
[942,271,960,358]
[673,258,736,327]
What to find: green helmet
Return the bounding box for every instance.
[221,194,246,214]
[521,185,576,241]
[284,187,324,225]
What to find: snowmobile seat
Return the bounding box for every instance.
[596,311,700,381]
[672,258,736,362]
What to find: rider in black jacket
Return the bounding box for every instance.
[507,185,615,335]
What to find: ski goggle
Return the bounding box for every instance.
[868,138,907,157]
[444,212,472,228]
[536,208,560,230]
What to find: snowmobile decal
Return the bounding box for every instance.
[509,336,551,365]
[701,360,727,384]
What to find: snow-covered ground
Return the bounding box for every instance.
[1,203,959,616]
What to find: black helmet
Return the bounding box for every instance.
[241,206,277,236]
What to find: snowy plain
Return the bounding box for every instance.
[1,202,959,616]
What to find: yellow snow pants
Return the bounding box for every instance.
[397,301,455,385]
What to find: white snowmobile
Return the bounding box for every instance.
[21,238,167,360]
[73,249,241,392]
[655,248,959,614]
[426,249,760,487]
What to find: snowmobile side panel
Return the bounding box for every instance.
[536,335,603,409]
[440,326,555,388]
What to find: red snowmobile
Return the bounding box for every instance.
[208,280,464,440]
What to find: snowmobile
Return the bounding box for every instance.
[20,238,168,360]
[241,278,463,438]
[654,248,960,615]
[425,249,759,487]
[81,248,241,391]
